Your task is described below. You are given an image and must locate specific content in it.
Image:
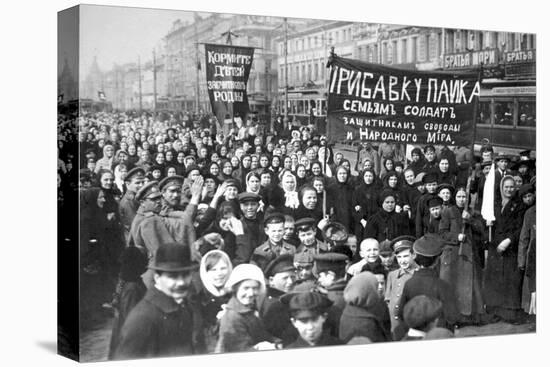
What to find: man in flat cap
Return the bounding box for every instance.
[281,292,343,348]
[251,212,296,271]
[113,243,204,360]
[313,252,349,338]
[258,254,299,346]
[401,295,446,341]
[119,167,145,241]
[384,235,418,340]
[234,192,266,265]
[397,234,458,333]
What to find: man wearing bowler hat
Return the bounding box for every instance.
[281,291,343,348]
[258,254,299,346]
[119,167,145,241]
[397,234,458,333]
[113,243,204,360]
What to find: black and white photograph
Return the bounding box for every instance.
[55,1,542,363]
[5,1,547,366]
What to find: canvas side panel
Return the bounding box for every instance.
[57,4,80,362]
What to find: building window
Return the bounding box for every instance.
[301,64,305,83]
[382,42,388,64]
[518,100,536,127]
[401,38,408,63]
[411,37,417,63]
[494,101,514,126]
[392,40,398,64]
[307,64,311,81]
[373,44,378,63]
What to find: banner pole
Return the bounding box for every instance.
[323,47,335,218]
[461,64,483,236]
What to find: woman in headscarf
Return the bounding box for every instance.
[113,163,128,194]
[326,165,354,232]
[232,154,251,185]
[174,151,186,176]
[339,272,391,343]
[218,160,235,182]
[352,168,382,240]
[437,157,457,186]
[245,171,262,196]
[269,155,282,176]
[379,158,395,181]
[267,169,300,216]
[216,264,279,353]
[126,144,139,170]
[208,161,221,179]
[153,152,166,172]
[196,250,233,352]
[439,186,487,325]
[381,171,404,211]
[294,164,308,190]
[483,176,532,323]
[294,185,324,222]
[282,155,293,172]
[308,161,328,186]
[95,144,116,173]
[365,190,411,242]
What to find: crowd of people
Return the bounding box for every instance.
[56,109,537,360]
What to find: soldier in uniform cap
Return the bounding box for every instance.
[397,234,458,334]
[113,243,204,359]
[159,175,185,212]
[294,251,315,283]
[384,235,418,339]
[134,177,204,288]
[281,292,343,348]
[250,212,296,271]
[258,254,299,346]
[234,192,265,265]
[128,181,162,249]
[119,167,145,241]
[295,217,328,256]
[401,295,446,341]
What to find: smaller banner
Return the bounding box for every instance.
[204,43,254,125]
[327,56,481,146]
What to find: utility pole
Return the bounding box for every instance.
[138,55,143,113]
[194,13,200,114]
[284,18,288,124]
[153,49,157,113]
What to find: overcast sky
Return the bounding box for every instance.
[80,5,204,73]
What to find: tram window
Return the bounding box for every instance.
[518,101,536,127]
[494,101,514,126]
[478,101,491,124]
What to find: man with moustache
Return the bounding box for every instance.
[113,243,205,359]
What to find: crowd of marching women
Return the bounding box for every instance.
[57,109,536,359]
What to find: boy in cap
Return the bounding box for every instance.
[281,292,343,348]
[258,254,299,346]
[283,215,300,247]
[113,243,204,359]
[251,212,296,271]
[402,295,446,341]
[423,197,443,235]
[397,234,458,333]
[384,235,418,340]
[415,171,439,238]
[295,217,328,256]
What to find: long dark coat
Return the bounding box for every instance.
[216,296,276,353]
[364,209,411,242]
[518,205,536,311]
[352,180,381,239]
[339,303,391,343]
[112,287,205,360]
[326,180,354,232]
[438,205,486,317]
[258,287,298,346]
[483,197,528,318]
